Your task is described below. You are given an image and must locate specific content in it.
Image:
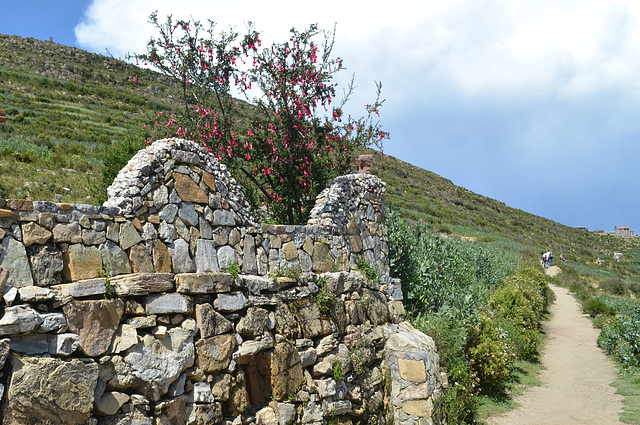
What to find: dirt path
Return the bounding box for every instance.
[487,283,624,425]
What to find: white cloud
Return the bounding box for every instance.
[75,0,640,102]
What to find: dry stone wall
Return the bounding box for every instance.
[0,138,445,425]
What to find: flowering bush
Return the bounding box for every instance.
[134,13,387,223]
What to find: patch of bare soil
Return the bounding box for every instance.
[486,285,624,425]
[545,265,561,277]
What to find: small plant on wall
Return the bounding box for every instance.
[314,276,336,313]
[356,256,380,287]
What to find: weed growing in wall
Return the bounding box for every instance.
[332,358,344,382]
[270,264,303,281]
[314,276,335,313]
[227,260,241,279]
[356,257,380,287]
[96,261,113,300]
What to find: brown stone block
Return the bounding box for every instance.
[312,242,334,273]
[5,199,33,211]
[195,303,233,338]
[175,272,233,294]
[63,244,103,282]
[201,171,217,191]
[196,334,237,373]
[349,235,363,253]
[110,273,174,296]
[147,214,161,224]
[63,299,124,357]
[129,244,154,273]
[152,239,172,273]
[56,202,72,210]
[53,222,82,244]
[398,359,427,383]
[4,356,98,424]
[173,173,208,203]
[268,341,305,401]
[401,399,433,417]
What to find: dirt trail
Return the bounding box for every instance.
[486,284,624,425]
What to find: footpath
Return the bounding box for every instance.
[487,276,624,424]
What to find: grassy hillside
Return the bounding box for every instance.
[1,33,637,274]
[370,152,638,266]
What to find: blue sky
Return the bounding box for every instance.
[3,0,640,233]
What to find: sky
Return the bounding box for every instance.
[2,0,640,233]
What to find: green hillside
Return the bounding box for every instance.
[371,152,639,266]
[1,33,637,274]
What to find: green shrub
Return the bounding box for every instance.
[569,283,596,302]
[495,317,540,361]
[629,283,640,299]
[411,311,467,369]
[489,279,541,332]
[388,210,518,317]
[443,360,478,424]
[599,314,640,377]
[599,277,628,296]
[597,297,640,378]
[96,135,146,203]
[466,313,514,392]
[332,358,344,382]
[583,298,615,318]
[227,260,241,279]
[0,137,51,162]
[517,267,555,312]
[270,264,303,281]
[486,270,549,361]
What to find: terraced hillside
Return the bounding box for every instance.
[1,33,637,268]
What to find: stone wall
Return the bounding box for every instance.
[0,138,445,425]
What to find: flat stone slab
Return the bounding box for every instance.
[146,293,193,315]
[175,272,234,294]
[111,273,174,296]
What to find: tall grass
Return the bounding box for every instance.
[388,210,519,317]
[0,137,51,162]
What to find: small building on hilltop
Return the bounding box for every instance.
[613,226,635,238]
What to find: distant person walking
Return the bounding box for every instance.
[542,251,552,268]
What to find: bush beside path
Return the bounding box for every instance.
[487,284,624,424]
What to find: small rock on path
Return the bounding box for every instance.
[487,284,624,425]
